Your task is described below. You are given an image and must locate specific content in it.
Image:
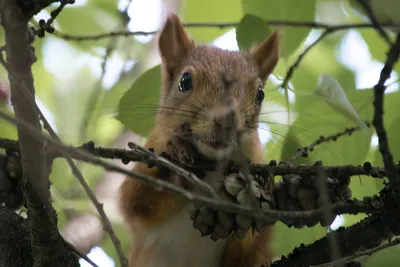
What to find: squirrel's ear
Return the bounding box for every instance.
[159,13,194,75]
[250,30,280,81]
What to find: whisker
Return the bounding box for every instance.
[256,120,328,138]
[118,110,201,123]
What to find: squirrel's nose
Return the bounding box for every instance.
[211,96,239,129]
[214,110,236,130]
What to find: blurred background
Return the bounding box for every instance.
[1,0,400,266]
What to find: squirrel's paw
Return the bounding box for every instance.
[224,172,277,234]
[190,172,276,241]
[165,137,195,166]
[190,207,235,241]
[190,173,235,241]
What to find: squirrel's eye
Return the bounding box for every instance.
[178,72,193,92]
[256,86,264,104]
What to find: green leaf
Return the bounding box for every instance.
[281,89,373,165]
[236,14,271,50]
[290,33,356,111]
[272,222,327,257]
[55,4,119,36]
[349,0,400,25]
[99,64,142,115]
[116,65,161,137]
[342,175,384,227]
[314,73,368,130]
[52,65,97,144]
[372,90,400,166]
[241,0,268,20]
[374,115,400,166]
[386,116,400,163]
[183,0,242,43]
[87,65,143,144]
[365,241,400,267]
[242,0,317,58]
[360,30,387,63]
[94,0,120,14]
[0,107,17,140]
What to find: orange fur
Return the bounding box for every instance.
[119,130,186,230]
[222,134,273,267]
[119,13,280,267]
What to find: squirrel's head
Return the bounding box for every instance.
[156,13,280,160]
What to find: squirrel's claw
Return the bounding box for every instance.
[166,137,195,166]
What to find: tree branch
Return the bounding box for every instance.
[372,33,400,195]
[287,122,369,162]
[281,29,332,90]
[356,0,393,46]
[52,21,400,42]
[16,0,59,18]
[271,28,400,267]
[0,0,77,266]
[311,237,400,267]
[0,138,392,181]
[0,111,385,223]
[272,183,400,267]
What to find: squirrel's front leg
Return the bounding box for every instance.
[221,227,273,267]
[119,136,193,230]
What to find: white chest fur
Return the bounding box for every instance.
[130,172,228,267]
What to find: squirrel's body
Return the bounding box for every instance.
[128,188,227,267]
[120,13,280,267]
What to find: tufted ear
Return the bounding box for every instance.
[158,13,194,79]
[250,30,280,82]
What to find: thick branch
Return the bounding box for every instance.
[373,33,400,194]
[16,0,59,18]
[0,1,77,266]
[272,186,400,267]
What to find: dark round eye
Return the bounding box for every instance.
[256,86,264,104]
[178,72,193,92]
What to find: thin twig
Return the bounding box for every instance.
[356,0,393,46]
[66,242,98,267]
[53,21,400,42]
[311,237,400,267]
[281,29,332,90]
[288,123,369,162]
[79,0,133,140]
[372,32,400,194]
[127,142,218,198]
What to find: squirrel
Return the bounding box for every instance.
[119,13,280,267]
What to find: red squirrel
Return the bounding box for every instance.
[119,13,280,267]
